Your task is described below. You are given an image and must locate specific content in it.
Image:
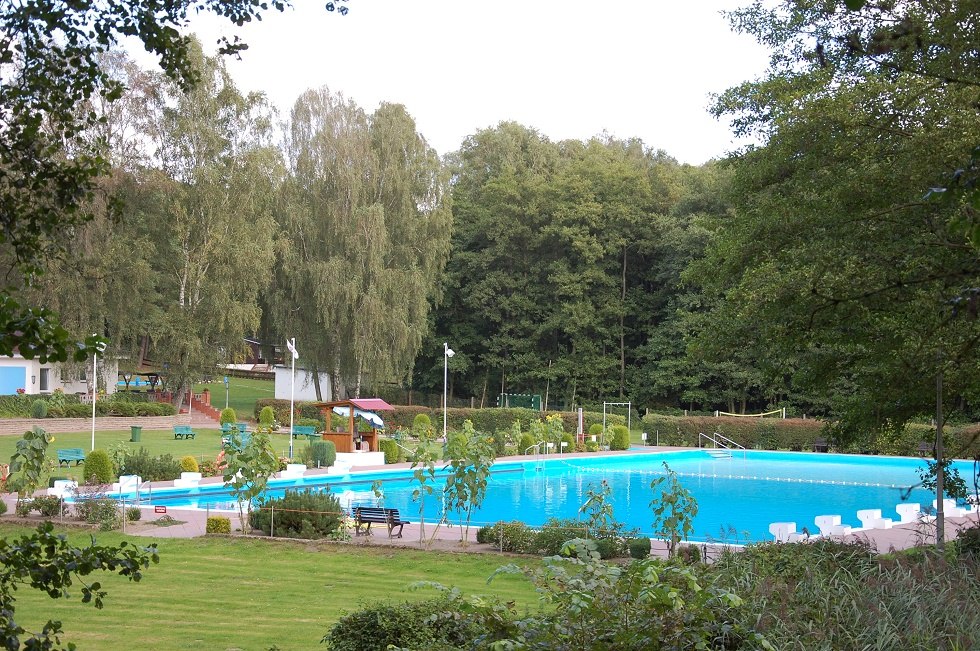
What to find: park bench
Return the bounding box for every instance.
[57,448,85,467]
[173,425,196,440]
[812,438,829,453]
[353,506,410,538]
[292,425,320,442]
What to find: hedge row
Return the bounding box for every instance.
[641,414,980,458]
[253,399,626,435]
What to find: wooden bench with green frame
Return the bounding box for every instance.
[291,425,320,442]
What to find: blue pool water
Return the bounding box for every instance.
[122,450,975,542]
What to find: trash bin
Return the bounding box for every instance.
[130,426,142,442]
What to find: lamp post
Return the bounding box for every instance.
[90,337,107,451]
[286,338,299,459]
[443,342,454,440]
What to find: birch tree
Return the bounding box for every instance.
[271,88,451,398]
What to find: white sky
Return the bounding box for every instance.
[179,0,772,164]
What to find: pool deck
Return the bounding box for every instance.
[4,446,977,556]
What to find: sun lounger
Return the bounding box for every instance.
[814,514,841,537]
[857,508,894,529]
[769,521,797,542]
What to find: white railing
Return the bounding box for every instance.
[699,431,747,459]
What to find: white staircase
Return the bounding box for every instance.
[704,448,732,459]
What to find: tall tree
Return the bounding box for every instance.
[271,88,451,399]
[691,1,980,435]
[142,41,281,400]
[0,0,346,361]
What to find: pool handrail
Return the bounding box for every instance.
[699,431,747,459]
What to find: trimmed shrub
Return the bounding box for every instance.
[412,413,432,437]
[180,455,199,473]
[219,407,237,426]
[63,403,91,418]
[641,414,826,450]
[249,489,343,539]
[259,405,276,429]
[588,423,604,438]
[594,537,620,560]
[478,521,538,553]
[560,432,575,452]
[629,537,651,559]
[303,440,336,468]
[30,399,48,419]
[609,425,631,451]
[127,506,142,521]
[118,448,182,482]
[30,495,65,517]
[206,516,231,534]
[378,438,400,464]
[534,518,589,556]
[518,433,535,455]
[585,439,600,452]
[83,449,115,484]
[324,597,482,651]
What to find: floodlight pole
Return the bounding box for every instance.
[91,348,97,451]
[443,343,454,440]
[287,338,298,460]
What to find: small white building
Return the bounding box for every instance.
[273,365,333,402]
[0,355,118,396]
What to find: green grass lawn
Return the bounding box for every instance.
[0,428,311,481]
[0,523,538,651]
[194,376,276,422]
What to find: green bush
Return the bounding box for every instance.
[518,433,535,454]
[73,491,120,530]
[83,449,115,484]
[249,489,343,539]
[127,506,142,521]
[219,407,237,426]
[324,597,482,651]
[609,424,630,451]
[63,404,91,418]
[180,455,199,472]
[478,521,538,553]
[957,523,980,557]
[594,537,620,560]
[118,448,182,482]
[206,516,231,534]
[412,413,432,437]
[489,430,507,456]
[588,423,604,438]
[378,439,400,464]
[585,439,600,452]
[629,537,651,559]
[303,440,336,468]
[30,399,48,419]
[259,405,276,429]
[0,500,7,515]
[533,518,589,556]
[30,495,65,517]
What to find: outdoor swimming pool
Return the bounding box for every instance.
[121,450,976,542]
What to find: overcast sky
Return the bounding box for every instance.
[182,1,772,164]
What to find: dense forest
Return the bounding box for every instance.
[8,2,980,439]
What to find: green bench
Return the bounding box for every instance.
[57,448,86,467]
[292,425,320,442]
[221,431,252,451]
[174,425,196,440]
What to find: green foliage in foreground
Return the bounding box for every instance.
[0,523,158,650]
[0,524,537,651]
[327,537,980,651]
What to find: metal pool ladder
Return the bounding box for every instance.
[699,431,746,459]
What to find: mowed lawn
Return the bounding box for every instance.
[0,428,313,480]
[193,376,277,421]
[1,524,540,651]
